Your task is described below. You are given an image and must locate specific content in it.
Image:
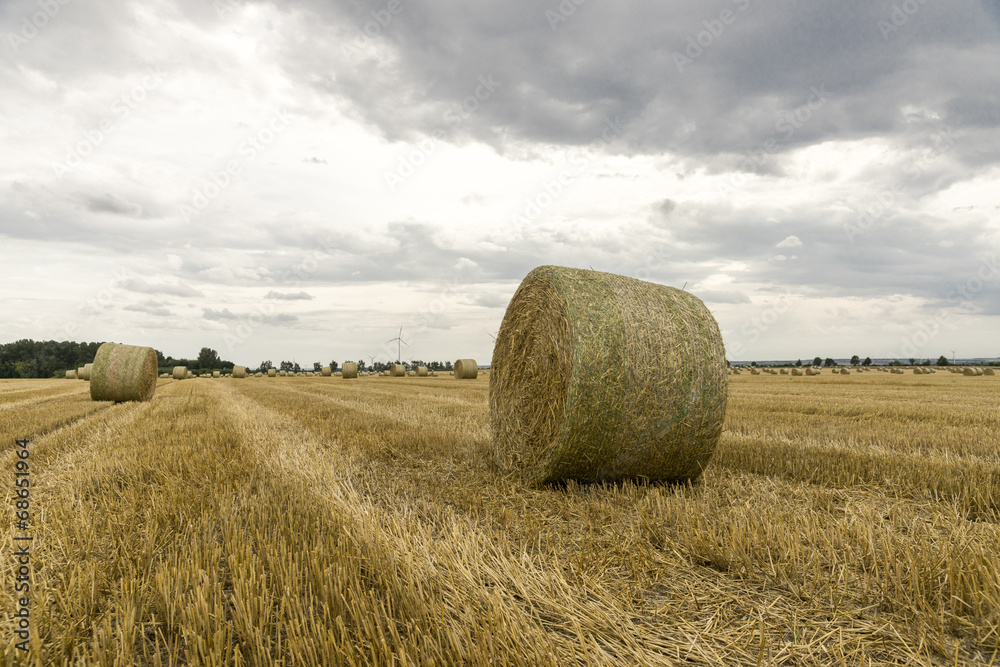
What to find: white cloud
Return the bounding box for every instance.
[776,235,803,249]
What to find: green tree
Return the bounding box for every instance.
[824,358,836,367]
[330,360,339,372]
[937,355,949,366]
[908,358,916,366]
[14,359,38,378]
[795,359,802,367]
[313,362,322,372]
[198,347,221,369]
[863,357,872,367]
[259,360,273,372]
[813,357,822,367]
[850,355,860,366]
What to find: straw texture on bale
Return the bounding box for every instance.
[963,367,983,376]
[985,368,996,376]
[342,362,358,379]
[65,370,77,379]
[416,366,428,377]
[267,368,276,377]
[321,366,332,376]
[791,369,803,376]
[172,366,187,380]
[90,343,157,403]
[77,363,93,381]
[407,370,415,376]
[780,369,789,374]
[390,364,406,377]
[233,366,247,378]
[490,265,728,485]
[839,368,849,375]
[453,359,478,379]
[212,370,221,378]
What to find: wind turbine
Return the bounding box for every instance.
[951,349,957,364]
[386,326,408,364]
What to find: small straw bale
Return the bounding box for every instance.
[172,366,187,380]
[407,370,415,376]
[490,265,728,485]
[839,368,849,375]
[750,368,760,375]
[321,366,332,376]
[963,367,983,376]
[984,367,995,376]
[65,370,77,379]
[416,366,428,377]
[212,370,221,378]
[390,364,406,377]
[267,368,277,377]
[77,363,93,381]
[455,359,479,379]
[342,362,358,379]
[90,342,157,403]
[779,369,789,374]
[233,366,247,378]
[791,368,803,376]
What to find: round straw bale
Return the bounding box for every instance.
[233,366,247,378]
[839,368,849,375]
[984,368,995,376]
[406,370,415,376]
[390,364,406,377]
[172,366,187,380]
[779,369,789,374]
[321,366,332,376]
[454,359,478,379]
[342,362,358,379]
[416,365,428,377]
[266,368,276,377]
[90,343,157,403]
[77,363,93,381]
[489,265,728,485]
[65,370,77,379]
[212,370,221,378]
[791,368,803,376]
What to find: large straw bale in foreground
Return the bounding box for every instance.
[342,362,358,379]
[90,343,157,403]
[490,265,728,485]
[390,364,406,377]
[233,366,247,378]
[455,359,478,379]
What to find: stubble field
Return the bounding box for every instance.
[1,371,998,666]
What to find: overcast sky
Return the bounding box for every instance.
[2,0,998,365]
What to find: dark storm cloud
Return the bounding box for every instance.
[277,0,1000,171]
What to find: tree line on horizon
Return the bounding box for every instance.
[0,339,461,378]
